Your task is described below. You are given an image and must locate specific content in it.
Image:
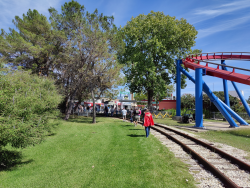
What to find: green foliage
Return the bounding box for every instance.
[181,93,195,109]
[0,9,65,76]
[247,96,250,104]
[0,69,62,149]
[203,91,240,112]
[118,11,198,109]
[134,92,147,101]
[49,1,124,122]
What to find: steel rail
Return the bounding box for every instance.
[114,116,248,187]
[184,57,250,72]
[151,125,240,188]
[188,52,250,56]
[154,124,250,172]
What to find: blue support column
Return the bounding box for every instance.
[176,60,182,116]
[219,99,248,125]
[195,68,203,128]
[221,63,250,117]
[221,60,230,107]
[179,66,239,127]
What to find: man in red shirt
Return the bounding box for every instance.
[143,109,154,137]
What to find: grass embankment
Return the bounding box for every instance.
[0,117,195,188]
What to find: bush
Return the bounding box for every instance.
[0,69,62,150]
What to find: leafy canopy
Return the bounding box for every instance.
[0,9,65,76]
[118,11,198,108]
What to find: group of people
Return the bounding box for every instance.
[104,106,119,117]
[121,107,154,138]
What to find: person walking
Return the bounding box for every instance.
[105,106,109,117]
[141,108,146,124]
[115,107,118,117]
[111,107,114,117]
[143,109,154,137]
[130,108,133,123]
[133,108,140,126]
[122,108,127,121]
[138,108,141,122]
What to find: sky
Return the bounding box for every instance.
[1,0,250,99]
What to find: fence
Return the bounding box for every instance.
[151,111,174,119]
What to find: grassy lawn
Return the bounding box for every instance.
[153,118,191,127]
[0,117,195,188]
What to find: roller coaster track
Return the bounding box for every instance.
[183,52,250,85]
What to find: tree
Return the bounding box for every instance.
[246,96,250,104]
[49,1,124,122]
[118,11,198,110]
[0,9,65,76]
[0,67,62,166]
[181,94,195,109]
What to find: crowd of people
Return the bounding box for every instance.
[121,107,154,137]
[74,103,154,137]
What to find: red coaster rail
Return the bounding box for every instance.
[183,52,250,85]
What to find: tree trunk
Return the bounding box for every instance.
[91,89,96,124]
[148,89,154,111]
[64,89,77,120]
[64,96,74,120]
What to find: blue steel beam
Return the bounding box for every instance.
[178,66,239,127]
[219,99,248,125]
[221,60,230,107]
[221,64,250,117]
[176,60,181,116]
[195,68,203,128]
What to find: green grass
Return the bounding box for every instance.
[153,118,192,127]
[0,117,195,188]
[197,129,250,160]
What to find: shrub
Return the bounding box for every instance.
[0,69,62,150]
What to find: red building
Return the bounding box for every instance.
[140,100,176,110]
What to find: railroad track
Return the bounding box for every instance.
[151,123,250,188]
[114,116,250,187]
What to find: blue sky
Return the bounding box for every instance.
[1,0,250,99]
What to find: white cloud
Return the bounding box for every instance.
[197,15,250,39]
[190,0,250,24]
[0,0,61,31]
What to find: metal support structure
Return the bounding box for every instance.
[179,66,239,127]
[221,63,250,117]
[195,68,203,128]
[219,99,248,125]
[176,60,182,116]
[221,60,230,107]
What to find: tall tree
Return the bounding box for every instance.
[118,11,198,110]
[49,1,124,122]
[0,9,65,76]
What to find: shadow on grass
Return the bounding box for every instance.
[129,129,144,131]
[66,118,100,124]
[0,149,34,172]
[47,132,57,136]
[121,124,133,127]
[127,134,145,137]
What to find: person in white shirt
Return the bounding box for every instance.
[122,108,127,121]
